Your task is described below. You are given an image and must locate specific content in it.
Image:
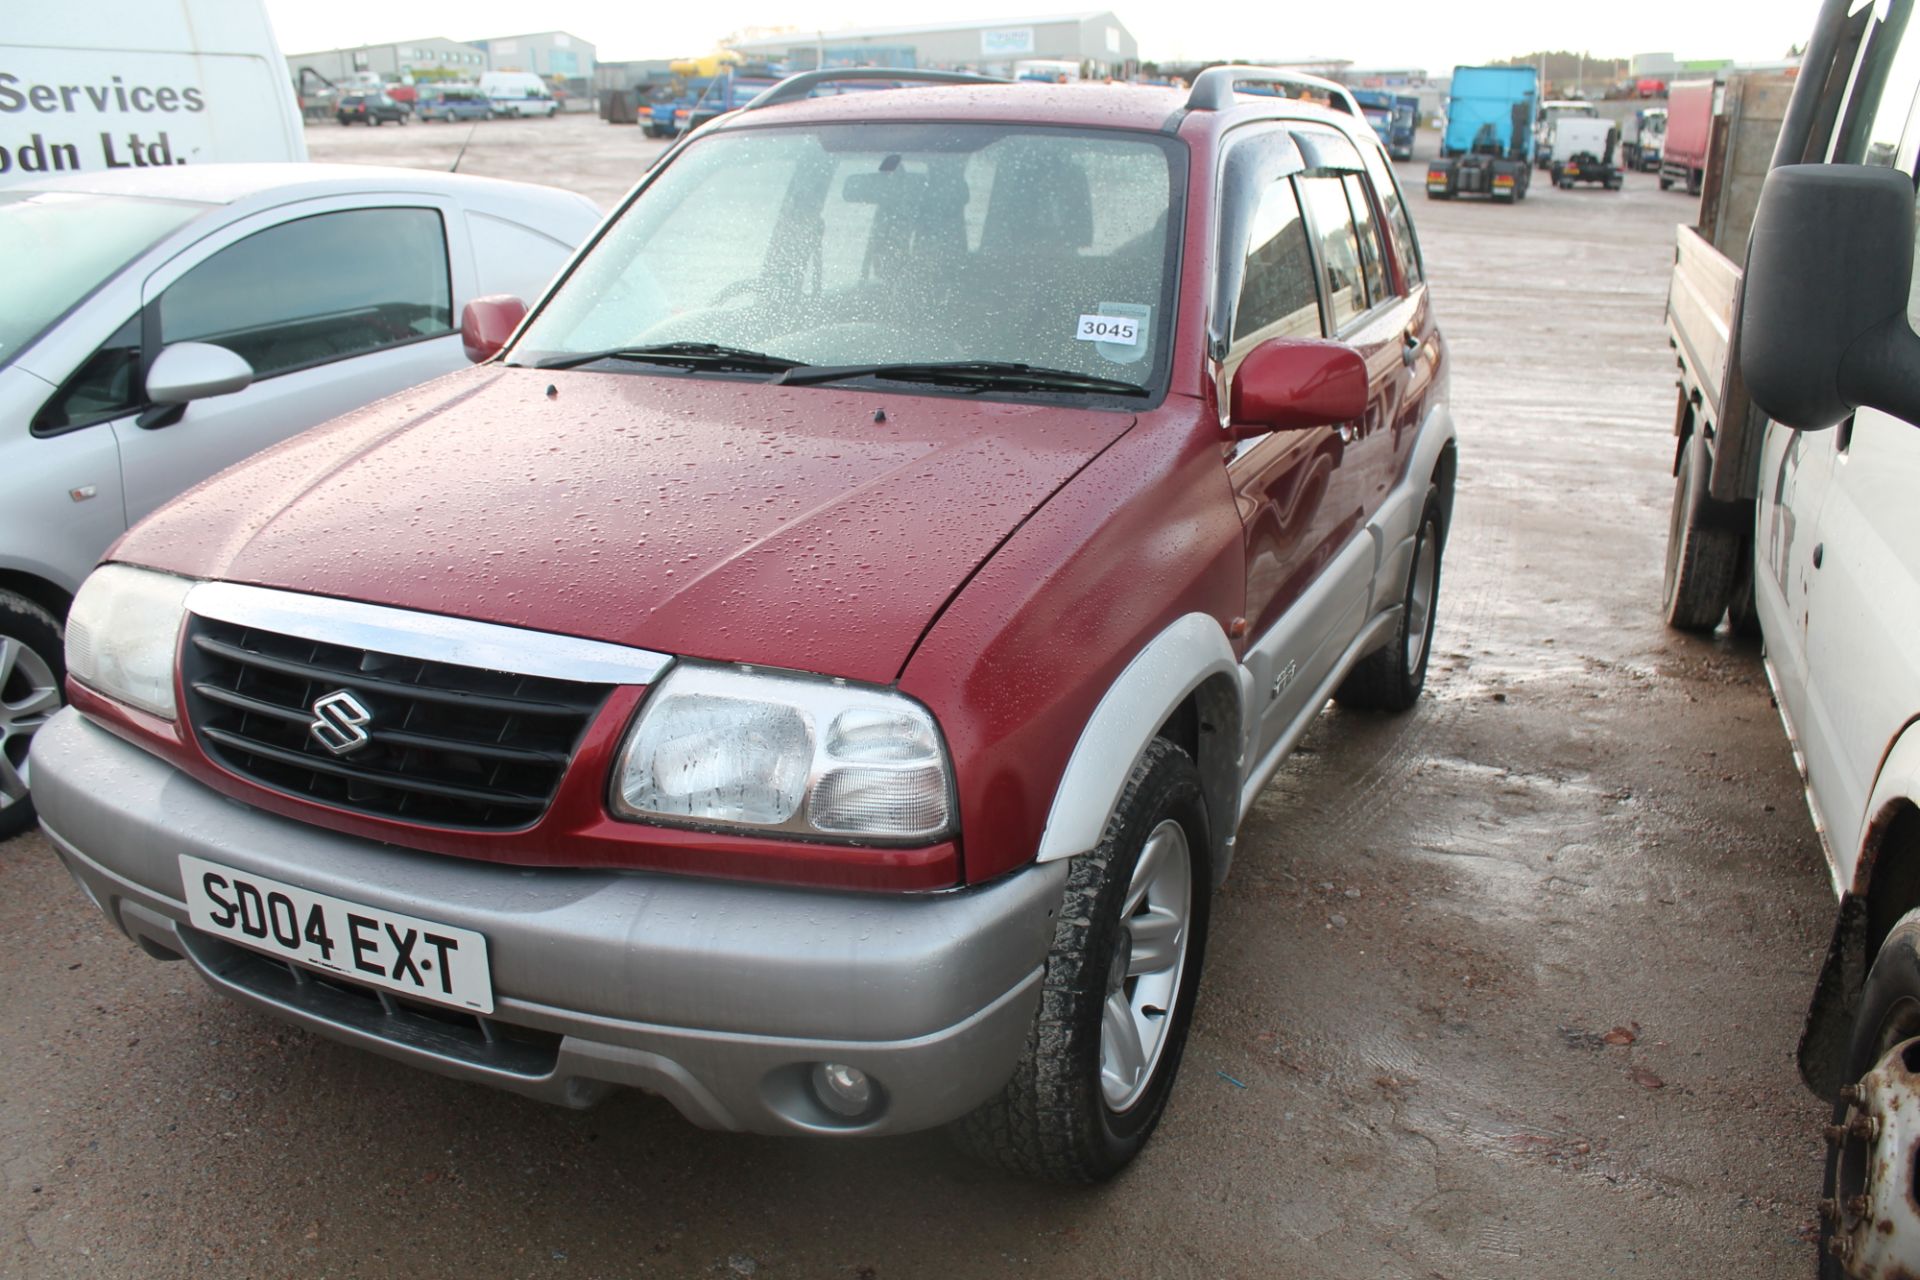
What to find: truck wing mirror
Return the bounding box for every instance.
[1228,337,1369,437]
[1741,164,1920,430]
[460,295,528,363]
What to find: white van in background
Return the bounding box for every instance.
[478,71,557,118]
[1,0,306,184]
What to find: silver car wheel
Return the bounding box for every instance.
[1405,522,1439,678]
[0,636,60,807]
[1100,818,1193,1113]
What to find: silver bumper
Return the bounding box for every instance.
[31,710,1065,1136]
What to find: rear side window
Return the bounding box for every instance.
[1296,175,1370,330]
[1343,173,1392,304]
[159,208,453,380]
[1359,144,1425,287]
[1233,177,1321,342]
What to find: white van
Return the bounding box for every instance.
[1,0,305,184]
[478,70,557,119]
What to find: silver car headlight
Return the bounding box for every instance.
[612,663,955,842]
[64,565,195,719]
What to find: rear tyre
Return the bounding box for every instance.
[952,739,1210,1183]
[1659,175,1674,190]
[1335,486,1444,712]
[1661,429,1739,631]
[0,590,64,842]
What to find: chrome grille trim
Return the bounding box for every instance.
[185,582,672,687]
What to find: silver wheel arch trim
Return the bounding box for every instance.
[1035,612,1246,865]
[1032,402,1457,873]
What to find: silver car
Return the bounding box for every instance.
[0,163,599,838]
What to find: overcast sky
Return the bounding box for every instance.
[265,0,1826,70]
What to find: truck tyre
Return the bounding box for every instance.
[0,590,64,842]
[1662,430,1739,631]
[1659,175,1674,190]
[1335,485,1443,712]
[952,738,1211,1183]
[1819,914,1920,1277]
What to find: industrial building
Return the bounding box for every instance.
[724,12,1137,78]
[285,30,595,90]
[285,37,489,86]
[470,31,597,79]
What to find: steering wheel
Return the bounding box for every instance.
[706,276,765,307]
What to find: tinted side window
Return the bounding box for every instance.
[1359,143,1425,287]
[158,207,452,380]
[32,314,142,434]
[1838,1,1920,329]
[1296,174,1369,330]
[1343,173,1392,303]
[1233,178,1321,342]
[1835,0,1920,167]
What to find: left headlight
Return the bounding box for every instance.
[64,565,195,719]
[611,663,955,842]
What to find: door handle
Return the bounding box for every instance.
[1401,330,1422,368]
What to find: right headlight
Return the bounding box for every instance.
[611,663,955,842]
[64,564,195,719]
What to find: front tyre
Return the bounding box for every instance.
[0,590,64,841]
[1335,485,1443,712]
[1820,915,1920,1277]
[953,739,1210,1182]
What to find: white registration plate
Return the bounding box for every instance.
[180,855,493,1014]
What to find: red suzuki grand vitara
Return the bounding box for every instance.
[32,67,1454,1182]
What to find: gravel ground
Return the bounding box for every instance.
[0,113,1833,1277]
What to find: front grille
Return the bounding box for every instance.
[183,615,610,830]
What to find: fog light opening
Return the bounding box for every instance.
[811,1061,877,1119]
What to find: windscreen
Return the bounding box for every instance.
[0,191,206,369]
[513,123,1180,391]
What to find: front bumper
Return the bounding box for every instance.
[32,710,1066,1135]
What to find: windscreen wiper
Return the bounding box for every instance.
[777,360,1150,397]
[528,342,804,372]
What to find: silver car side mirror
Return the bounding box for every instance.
[145,342,255,406]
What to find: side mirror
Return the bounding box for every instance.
[1229,337,1369,437]
[461,294,528,364]
[1741,164,1920,430]
[144,342,254,405]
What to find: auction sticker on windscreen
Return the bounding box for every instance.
[1078,302,1151,363]
[2,2,307,184]
[180,855,494,1013]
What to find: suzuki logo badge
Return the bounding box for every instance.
[309,690,373,756]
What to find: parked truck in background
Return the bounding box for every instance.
[1426,65,1538,202]
[1621,105,1668,172]
[1535,98,1601,170]
[1660,78,1717,194]
[1550,117,1623,190]
[2,0,307,183]
[1659,0,1920,1267]
[1352,89,1417,161]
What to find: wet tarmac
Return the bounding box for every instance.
[0,114,1832,1276]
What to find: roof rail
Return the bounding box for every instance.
[1185,65,1362,118]
[742,68,1010,112]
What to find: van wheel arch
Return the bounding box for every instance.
[1802,803,1920,1099]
